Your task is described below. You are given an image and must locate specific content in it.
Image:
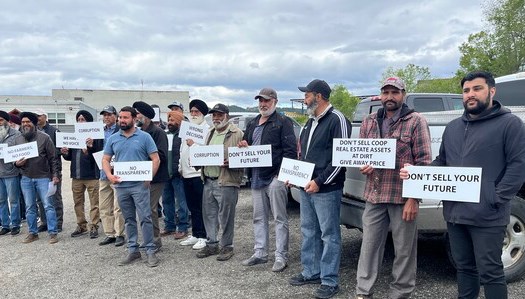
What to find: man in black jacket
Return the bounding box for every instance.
[239,88,297,272]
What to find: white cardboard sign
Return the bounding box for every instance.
[56,132,86,149]
[92,150,104,170]
[189,144,224,166]
[0,144,6,159]
[3,141,39,163]
[227,145,272,168]
[74,122,105,139]
[113,161,153,181]
[332,138,396,169]
[152,107,160,122]
[179,121,209,145]
[277,158,315,188]
[402,166,482,203]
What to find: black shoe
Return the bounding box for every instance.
[71,226,88,237]
[10,227,20,236]
[147,253,160,267]
[115,236,126,247]
[99,236,116,246]
[196,245,219,258]
[37,224,47,233]
[315,285,339,299]
[0,228,11,235]
[89,227,99,239]
[118,252,141,266]
[216,247,234,261]
[289,273,321,286]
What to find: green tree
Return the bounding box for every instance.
[458,0,525,76]
[415,77,462,94]
[381,63,431,92]
[329,84,361,119]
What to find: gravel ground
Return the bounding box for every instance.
[1,163,524,298]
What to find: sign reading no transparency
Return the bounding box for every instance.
[332,138,396,169]
[402,166,482,203]
[113,161,153,181]
[189,144,224,166]
[278,158,315,188]
[227,145,272,168]
[179,121,209,145]
[3,141,39,163]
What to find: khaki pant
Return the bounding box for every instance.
[71,179,100,229]
[150,182,165,247]
[98,180,125,237]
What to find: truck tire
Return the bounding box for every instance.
[445,196,525,283]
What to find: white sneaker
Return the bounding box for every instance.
[180,235,198,246]
[192,238,207,250]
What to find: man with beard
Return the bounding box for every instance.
[239,88,297,272]
[288,79,351,299]
[132,101,169,250]
[179,99,209,249]
[400,71,525,299]
[35,109,63,233]
[98,105,126,247]
[354,77,432,299]
[196,103,243,261]
[14,112,60,244]
[0,111,22,236]
[160,110,190,239]
[103,106,160,267]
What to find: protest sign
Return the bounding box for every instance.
[277,158,315,188]
[113,161,153,181]
[74,122,104,139]
[0,144,6,159]
[179,121,209,145]
[228,145,272,168]
[189,144,224,166]
[56,132,86,149]
[332,138,396,169]
[3,141,39,163]
[152,107,160,122]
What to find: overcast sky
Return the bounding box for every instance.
[0,0,484,108]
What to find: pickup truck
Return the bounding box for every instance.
[291,72,525,282]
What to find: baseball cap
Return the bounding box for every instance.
[100,105,117,115]
[298,79,331,99]
[255,88,277,100]
[168,101,184,110]
[208,103,229,114]
[381,77,406,90]
[34,108,47,117]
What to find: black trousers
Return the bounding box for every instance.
[183,176,207,239]
[447,222,507,299]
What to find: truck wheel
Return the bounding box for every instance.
[445,196,525,283]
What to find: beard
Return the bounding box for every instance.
[382,99,402,112]
[213,118,229,130]
[120,122,134,131]
[306,98,319,117]
[0,123,9,140]
[190,114,204,125]
[167,123,179,133]
[259,104,277,117]
[22,126,36,141]
[463,94,491,115]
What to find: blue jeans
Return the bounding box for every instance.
[20,176,57,234]
[115,182,156,254]
[0,176,21,229]
[162,175,189,232]
[299,189,342,287]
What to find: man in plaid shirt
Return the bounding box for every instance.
[354,77,432,299]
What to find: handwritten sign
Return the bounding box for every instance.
[179,121,209,145]
[3,141,39,163]
[402,166,482,203]
[277,158,315,188]
[113,161,153,181]
[189,144,224,166]
[332,138,396,169]
[56,132,86,149]
[0,144,6,159]
[74,122,104,139]
[228,145,272,168]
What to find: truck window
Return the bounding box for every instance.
[496,80,525,106]
[412,97,445,112]
[449,97,464,110]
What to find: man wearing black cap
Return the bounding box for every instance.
[288,79,351,299]
[98,105,126,246]
[239,88,297,272]
[133,101,169,250]
[14,112,60,244]
[179,99,209,249]
[61,110,103,239]
[0,111,22,236]
[196,103,244,262]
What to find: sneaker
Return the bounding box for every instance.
[180,235,198,246]
[272,259,287,272]
[216,247,234,261]
[89,227,99,239]
[118,252,141,266]
[242,255,268,266]
[0,227,11,235]
[315,285,339,299]
[99,236,116,246]
[355,295,373,299]
[10,227,20,236]
[160,230,176,237]
[192,238,207,250]
[37,224,47,233]
[173,231,188,239]
[146,253,160,267]
[115,236,126,247]
[196,245,219,258]
[289,273,321,286]
[49,234,59,244]
[22,233,39,243]
[71,226,88,238]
